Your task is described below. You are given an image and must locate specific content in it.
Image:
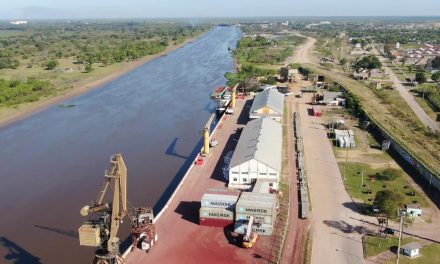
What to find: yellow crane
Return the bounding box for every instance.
[78,154,127,264]
[242,216,258,248]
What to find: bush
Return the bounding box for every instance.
[377,168,400,181]
[415,72,426,84]
[46,60,59,70]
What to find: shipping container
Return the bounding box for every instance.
[199,207,234,220]
[236,192,277,216]
[200,217,233,227]
[201,193,239,209]
[235,212,275,224]
[234,221,273,236]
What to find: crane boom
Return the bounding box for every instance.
[245,216,254,240]
[79,153,128,264]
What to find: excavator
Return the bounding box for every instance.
[78,154,157,264]
[242,216,258,249]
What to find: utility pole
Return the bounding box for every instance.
[361,170,364,187]
[343,145,349,182]
[396,210,405,264]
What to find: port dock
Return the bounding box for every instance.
[126,96,284,263]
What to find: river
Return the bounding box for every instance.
[0,26,242,264]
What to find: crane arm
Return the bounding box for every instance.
[109,154,127,239]
[245,216,254,240]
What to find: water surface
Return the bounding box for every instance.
[0,26,241,264]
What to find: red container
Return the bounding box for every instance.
[313,107,322,117]
[199,217,233,227]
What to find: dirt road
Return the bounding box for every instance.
[374,48,439,131]
[287,34,317,64]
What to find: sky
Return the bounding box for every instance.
[1,0,440,19]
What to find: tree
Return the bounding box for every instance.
[85,63,93,73]
[353,55,382,70]
[46,60,59,70]
[432,72,440,83]
[415,72,426,84]
[431,56,440,69]
[373,189,404,221]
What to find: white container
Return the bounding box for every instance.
[235,212,275,224]
[200,207,234,220]
[201,193,239,209]
[234,221,274,236]
[236,192,277,216]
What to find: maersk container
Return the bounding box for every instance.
[236,192,277,216]
[199,207,234,220]
[200,217,233,227]
[201,193,239,209]
[235,212,275,225]
[234,221,273,236]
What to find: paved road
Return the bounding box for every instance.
[374,48,439,131]
[298,95,367,264]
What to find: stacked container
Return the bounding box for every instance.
[234,192,277,235]
[199,191,240,227]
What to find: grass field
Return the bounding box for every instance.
[364,235,416,258]
[339,162,428,208]
[391,243,440,264]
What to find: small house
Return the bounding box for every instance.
[405,203,422,217]
[402,242,422,258]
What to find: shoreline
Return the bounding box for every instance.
[0,33,205,129]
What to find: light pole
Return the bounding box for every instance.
[396,209,406,264]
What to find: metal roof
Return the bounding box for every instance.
[249,89,285,115]
[229,117,282,171]
[402,242,422,251]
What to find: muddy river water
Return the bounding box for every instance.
[0,26,241,264]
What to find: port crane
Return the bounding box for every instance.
[78,154,157,264]
[242,216,258,248]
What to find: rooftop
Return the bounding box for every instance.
[405,203,421,209]
[402,242,422,251]
[229,117,282,171]
[250,89,285,115]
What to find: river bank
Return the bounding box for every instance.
[0,33,204,128]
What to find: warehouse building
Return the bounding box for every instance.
[249,89,284,122]
[228,117,282,189]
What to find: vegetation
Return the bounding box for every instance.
[0,78,53,106]
[0,21,208,107]
[234,35,303,65]
[339,162,428,209]
[353,55,382,70]
[415,72,427,84]
[415,84,440,111]
[432,72,440,83]
[307,65,440,180]
[226,34,304,86]
[225,64,276,86]
[45,60,59,70]
[373,189,404,220]
[392,243,440,264]
[363,236,415,258]
[0,21,207,71]
[431,56,440,69]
